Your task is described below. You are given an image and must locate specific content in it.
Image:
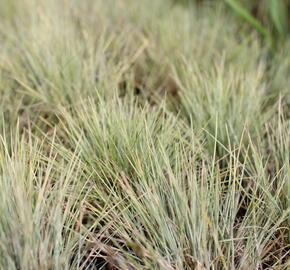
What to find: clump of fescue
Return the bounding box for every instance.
[0,0,289,269]
[0,129,89,269]
[57,96,289,269]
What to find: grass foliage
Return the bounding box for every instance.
[0,0,289,269]
[175,0,290,48]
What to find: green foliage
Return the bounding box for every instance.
[174,0,290,48]
[225,0,272,43]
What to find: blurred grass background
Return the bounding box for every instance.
[174,0,290,49]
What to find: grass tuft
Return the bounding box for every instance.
[0,0,289,269]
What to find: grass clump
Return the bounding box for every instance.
[0,129,86,269]
[0,0,289,269]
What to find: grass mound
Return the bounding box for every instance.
[0,0,289,269]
